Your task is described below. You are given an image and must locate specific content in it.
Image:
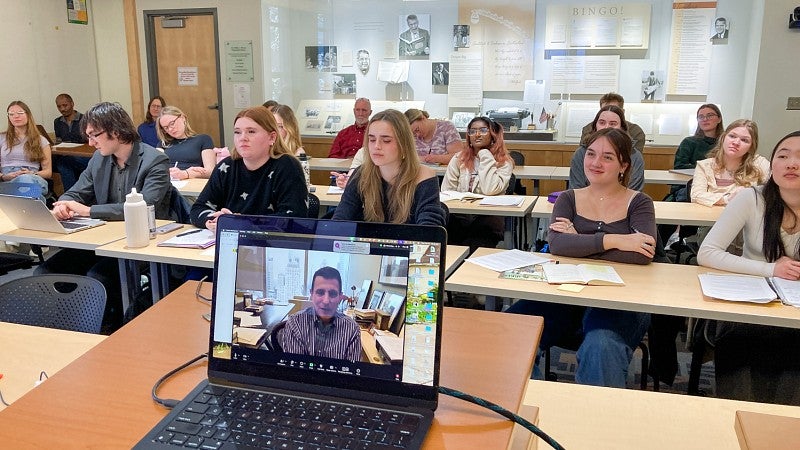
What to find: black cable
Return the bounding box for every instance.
[438,385,566,450]
[0,389,8,407]
[152,353,208,409]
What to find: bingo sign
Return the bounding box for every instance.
[177,67,199,86]
[225,41,255,82]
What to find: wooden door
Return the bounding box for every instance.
[151,13,222,146]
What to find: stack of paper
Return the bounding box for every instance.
[479,196,524,207]
[157,229,215,249]
[697,274,777,304]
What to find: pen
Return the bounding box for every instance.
[173,161,179,168]
[176,229,203,237]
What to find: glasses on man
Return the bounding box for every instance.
[467,127,490,136]
[86,130,105,141]
[313,289,341,298]
[161,115,182,131]
[7,111,26,117]
[697,113,718,121]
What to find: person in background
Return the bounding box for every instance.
[442,116,513,250]
[37,102,172,331]
[328,98,371,158]
[156,105,216,180]
[272,104,306,156]
[53,93,89,191]
[570,105,645,191]
[399,14,430,56]
[674,104,724,171]
[404,108,462,165]
[1,101,52,199]
[333,109,445,226]
[190,106,307,231]
[691,119,769,207]
[507,128,656,387]
[137,96,166,148]
[262,100,279,111]
[697,130,800,405]
[580,93,646,149]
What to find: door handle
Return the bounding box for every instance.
[208,103,219,110]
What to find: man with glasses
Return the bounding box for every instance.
[36,102,172,332]
[53,93,90,191]
[328,97,372,159]
[278,266,362,362]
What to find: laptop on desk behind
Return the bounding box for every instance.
[135,215,447,449]
[0,194,105,234]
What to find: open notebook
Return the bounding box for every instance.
[135,215,447,449]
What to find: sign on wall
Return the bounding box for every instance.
[226,40,254,82]
[545,3,651,50]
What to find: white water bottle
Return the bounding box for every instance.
[298,153,311,187]
[124,188,149,248]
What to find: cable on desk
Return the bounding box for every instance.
[438,385,566,450]
[195,276,212,303]
[152,353,208,409]
[0,389,8,406]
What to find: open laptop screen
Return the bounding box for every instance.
[208,215,445,404]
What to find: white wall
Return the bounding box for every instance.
[0,0,100,131]
[92,0,133,113]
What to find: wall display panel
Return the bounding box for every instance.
[457,1,536,92]
[545,3,651,50]
[666,1,716,96]
[296,100,424,137]
[550,55,620,94]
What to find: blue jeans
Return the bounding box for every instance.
[53,155,90,191]
[506,300,650,387]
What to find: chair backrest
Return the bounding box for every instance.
[307,193,320,218]
[505,173,517,195]
[169,185,192,224]
[0,275,107,333]
[267,320,287,352]
[509,150,525,167]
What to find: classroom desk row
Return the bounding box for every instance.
[0,281,543,449]
[446,247,800,329]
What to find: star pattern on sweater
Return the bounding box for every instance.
[240,192,249,200]
[218,162,229,173]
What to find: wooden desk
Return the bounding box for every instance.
[50,143,94,157]
[0,322,105,412]
[446,248,800,329]
[309,157,353,172]
[524,380,800,449]
[0,212,131,251]
[549,166,692,186]
[172,178,208,197]
[531,197,724,226]
[445,196,536,250]
[0,282,541,449]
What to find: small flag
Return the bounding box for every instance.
[539,107,548,124]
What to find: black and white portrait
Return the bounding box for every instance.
[399,14,431,58]
[641,70,665,102]
[333,73,356,97]
[432,62,449,86]
[711,17,729,43]
[356,49,370,75]
[305,46,337,72]
[453,25,470,48]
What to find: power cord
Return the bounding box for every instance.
[152,353,208,409]
[438,385,566,450]
[0,371,49,407]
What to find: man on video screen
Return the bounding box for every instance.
[279,266,362,362]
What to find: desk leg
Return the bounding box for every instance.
[118,259,131,315]
[533,179,539,196]
[149,262,165,304]
[504,217,514,249]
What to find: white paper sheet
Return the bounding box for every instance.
[467,249,551,272]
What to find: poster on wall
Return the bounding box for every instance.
[640,70,665,102]
[448,52,483,108]
[667,1,716,96]
[458,1,535,92]
[550,55,620,94]
[544,3,652,50]
[67,0,88,25]
[333,74,356,98]
[432,63,449,86]
[305,46,338,72]
[399,14,431,59]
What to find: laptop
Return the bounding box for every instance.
[0,194,105,234]
[135,215,447,449]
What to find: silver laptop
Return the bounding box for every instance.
[0,194,105,234]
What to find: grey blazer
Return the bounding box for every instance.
[60,141,171,220]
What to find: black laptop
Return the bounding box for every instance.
[135,215,447,449]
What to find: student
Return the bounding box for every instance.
[189,106,307,231]
[137,96,166,148]
[570,105,645,191]
[328,98,371,158]
[579,93,646,149]
[442,116,513,250]
[404,108,462,165]
[674,104,724,170]
[1,101,52,199]
[697,130,800,405]
[272,104,306,156]
[507,128,656,388]
[156,106,216,180]
[691,119,769,206]
[278,266,362,362]
[37,101,172,331]
[332,109,445,226]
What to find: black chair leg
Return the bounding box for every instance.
[638,342,649,390]
[688,321,707,395]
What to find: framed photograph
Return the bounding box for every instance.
[379,292,405,325]
[357,280,372,309]
[368,290,384,310]
[379,256,408,286]
[452,112,475,129]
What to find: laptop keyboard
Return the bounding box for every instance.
[59,220,87,229]
[148,385,422,449]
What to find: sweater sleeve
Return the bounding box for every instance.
[332,169,365,221]
[548,190,605,257]
[440,154,461,191]
[697,188,776,277]
[568,146,588,189]
[190,158,229,228]
[270,155,308,217]
[476,149,512,195]
[411,176,446,226]
[628,150,645,191]
[673,137,695,170]
[598,193,655,265]
[691,159,724,207]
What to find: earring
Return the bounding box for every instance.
[618,172,624,181]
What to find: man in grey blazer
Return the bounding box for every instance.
[38,102,172,332]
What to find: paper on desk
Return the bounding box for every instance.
[466,249,551,272]
[479,196,524,207]
[53,142,84,148]
[170,180,188,188]
[327,186,344,194]
[697,273,777,303]
[200,247,215,256]
[440,190,484,202]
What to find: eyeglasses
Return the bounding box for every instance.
[160,115,182,131]
[86,130,105,141]
[7,111,26,117]
[697,113,718,121]
[313,289,341,298]
[467,127,490,135]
